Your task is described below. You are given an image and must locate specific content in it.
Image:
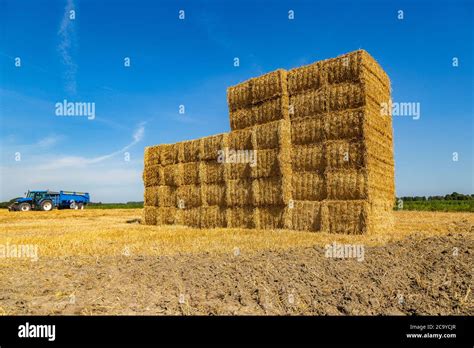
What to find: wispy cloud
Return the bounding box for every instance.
[37,135,60,148]
[38,122,146,169]
[57,0,77,94]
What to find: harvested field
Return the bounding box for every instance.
[0,209,472,315]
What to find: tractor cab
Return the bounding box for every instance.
[9,190,59,211]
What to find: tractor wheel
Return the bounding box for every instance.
[70,202,78,209]
[19,203,31,212]
[41,200,53,211]
[78,203,84,210]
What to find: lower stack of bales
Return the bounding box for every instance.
[143,49,395,234]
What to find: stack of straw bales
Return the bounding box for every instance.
[143,49,395,234]
[287,50,394,233]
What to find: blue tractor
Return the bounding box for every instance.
[8,190,90,212]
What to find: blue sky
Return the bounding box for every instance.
[0,0,472,202]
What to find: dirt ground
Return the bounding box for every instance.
[0,209,472,315]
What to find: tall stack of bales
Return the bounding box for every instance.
[226,69,293,229]
[143,49,394,234]
[287,50,394,233]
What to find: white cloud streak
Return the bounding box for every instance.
[38,122,145,169]
[57,0,77,94]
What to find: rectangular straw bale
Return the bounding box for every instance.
[182,162,201,185]
[255,206,285,229]
[143,206,157,225]
[324,108,364,140]
[366,165,395,202]
[180,139,201,163]
[144,186,159,207]
[163,163,183,186]
[157,185,177,207]
[291,173,325,201]
[201,161,225,184]
[359,50,390,90]
[325,169,368,200]
[160,143,181,165]
[291,144,325,172]
[227,79,252,111]
[289,201,322,231]
[226,179,253,206]
[226,207,255,229]
[290,117,325,145]
[202,184,226,206]
[228,128,253,150]
[364,122,394,158]
[252,177,284,206]
[229,108,253,131]
[324,51,362,85]
[289,88,327,119]
[251,69,287,104]
[251,148,281,178]
[252,97,288,126]
[225,161,252,180]
[288,61,325,95]
[176,184,201,208]
[201,133,228,161]
[144,145,162,166]
[321,200,370,234]
[325,140,365,169]
[200,206,227,228]
[143,164,164,187]
[181,207,201,228]
[364,104,393,141]
[254,120,283,149]
[327,83,364,112]
[156,207,179,225]
[370,199,394,232]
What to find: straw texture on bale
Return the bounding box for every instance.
[201,161,225,184]
[143,164,164,187]
[291,117,325,145]
[202,184,226,206]
[200,133,228,161]
[291,173,325,201]
[200,206,227,228]
[289,88,327,119]
[251,69,287,104]
[321,200,369,235]
[226,207,255,229]
[252,177,285,206]
[182,162,201,185]
[324,140,365,169]
[325,169,368,200]
[255,206,285,229]
[180,139,201,163]
[181,207,201,228]
[176,184,201,208]
[289,201,322,231]
[227,80,252,111]
[157,185,177,207]
[291,144,325,172]
[226,179,253,207]
[163,164,183,187]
